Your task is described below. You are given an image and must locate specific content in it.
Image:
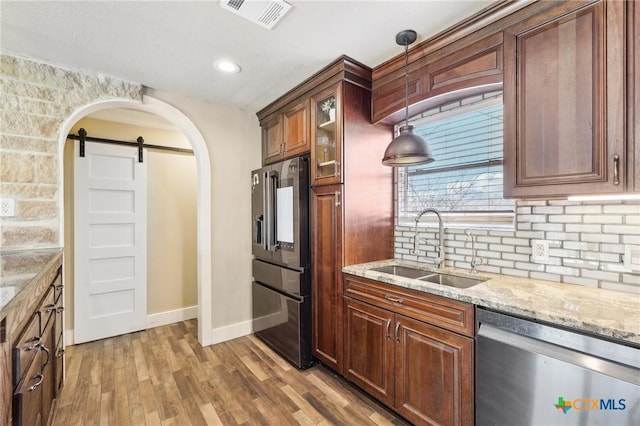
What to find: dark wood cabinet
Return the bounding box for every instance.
[261,99,310,165]
[311,184,344,371]
[372,33,504,125]
[11,266,63,426]
[630,0,640,192]
[344,275,474,426]
[394,314,473,426]
[503,0,626,197]
[343,297,394,407]
[311,84,342,186]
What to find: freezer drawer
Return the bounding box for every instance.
[252,281,312,369]
[252,259,309,297]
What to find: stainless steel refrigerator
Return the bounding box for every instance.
[251,156,313,369]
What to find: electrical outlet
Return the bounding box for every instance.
[531,240,550,263]
[0,198,15,217]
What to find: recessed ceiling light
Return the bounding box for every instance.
[214,59,241,74]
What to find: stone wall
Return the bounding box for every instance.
[0,54,142,249]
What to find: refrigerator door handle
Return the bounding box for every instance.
[254,214,265,247]
[266,170,279,252]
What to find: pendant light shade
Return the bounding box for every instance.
[382,30,435,167]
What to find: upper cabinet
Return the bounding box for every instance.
[372,32,504,125]
[311,84,342,186]
[261,99,310,165]
[503,0,626,198]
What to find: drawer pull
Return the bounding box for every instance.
[26,337,41,351]
[385,295,404,304]
[28,374,44,392]
[57,306,65,313]
[385,319,391,340]
[43,303,56,313]
[40,343,51,369]
[56,349,65,357]
[394,322,401,343]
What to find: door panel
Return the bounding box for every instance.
[74,142,147,343]
[311,185,343,372]
[343,297,395,407]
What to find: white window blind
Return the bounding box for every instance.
[397,94,514,227]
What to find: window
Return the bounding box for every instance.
[396,92,514,227]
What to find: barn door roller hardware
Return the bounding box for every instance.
[68,128,194,162]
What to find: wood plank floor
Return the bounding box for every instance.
[51,320,407,425]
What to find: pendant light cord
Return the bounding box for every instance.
[404,39,409,128]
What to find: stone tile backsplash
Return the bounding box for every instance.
[395,199,640,293]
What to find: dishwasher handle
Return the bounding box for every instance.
[478,322,640,386]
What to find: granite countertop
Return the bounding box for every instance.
[1,248,63,313]
[343,259,640,345]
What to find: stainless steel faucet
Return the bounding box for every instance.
[410,208,445,268]
[465,228,479,274]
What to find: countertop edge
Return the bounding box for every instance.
[343,259,640,346]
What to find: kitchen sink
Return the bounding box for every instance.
[370,265,486,288]
[419,273,485,289]
[370,265,432,279]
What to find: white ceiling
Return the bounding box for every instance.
[1,0,496,114]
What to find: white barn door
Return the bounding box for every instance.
[74,142,147,344]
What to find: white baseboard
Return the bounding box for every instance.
[210,319,253,345]
[147,305,198,329]
[65,306,198,346]
[65,329,74,346]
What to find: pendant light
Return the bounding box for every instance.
[382,30,434,167]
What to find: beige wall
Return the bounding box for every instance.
[1,54,262,339]
[63,117,197,330]
[146,88,261,330]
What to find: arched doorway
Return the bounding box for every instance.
[57,96,213,346]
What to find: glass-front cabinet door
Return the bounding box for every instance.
[311,83,342,186]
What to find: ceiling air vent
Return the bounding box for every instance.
[219,0,292,30]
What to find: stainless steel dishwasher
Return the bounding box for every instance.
[476,308,640,426]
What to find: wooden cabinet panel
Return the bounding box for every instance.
[13,349,45,426]
[342,275,475,425]
[631,0,640,192]
[283,99,310,158]
[12,313,40,386]
[343,297,395,407]
[372,33,504,124]
[425,32,503,98]
[262,115,283,165]
[261,99,311,165]
[311,185,343,372]
[395,314,474,426]
[40,316,55,426]
[344,275,474,337]
[504,0,626,197]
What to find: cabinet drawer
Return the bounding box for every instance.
[344,274,474,337]
[12,313,40,386]
[38,285,56,332]
[52,269,63,304]
[13,349,45,426]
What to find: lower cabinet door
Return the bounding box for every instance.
[343,298,395,407]
[394,315,474,426]
[13,351,45,426]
